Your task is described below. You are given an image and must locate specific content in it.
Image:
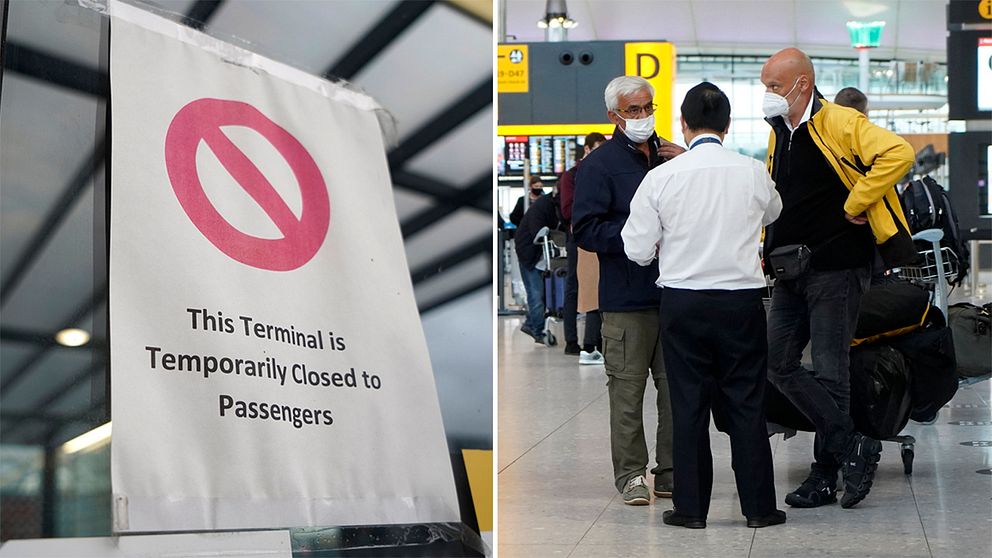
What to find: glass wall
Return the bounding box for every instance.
[671,55,951,161]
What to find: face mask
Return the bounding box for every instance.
[618,113,655,143]
[762,77,802,118]
[530,188,543,196]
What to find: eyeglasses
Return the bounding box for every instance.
[614,103,657,118]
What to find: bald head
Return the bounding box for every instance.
[761,48,816,126]
[763,48,815,85]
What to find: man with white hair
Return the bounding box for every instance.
[573,75,685,505]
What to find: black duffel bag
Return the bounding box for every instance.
[853,280,930,346]
[947,303,991,379]
[850,345,912,440]
[884,306,957,422]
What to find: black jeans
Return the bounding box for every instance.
[767,266,870,476]
[660,288,777,519]
[564,234,602,350]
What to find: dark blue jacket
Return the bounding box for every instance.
[573,127,665,312]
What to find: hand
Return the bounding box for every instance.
[658,140,686,160]
[845,212,868,225]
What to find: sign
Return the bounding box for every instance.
[164,98,330,271]
[624,42,676,140]
[497,44,529,93]
[978,37,992,111]
[108,1,458,532]
[981,0,992,19]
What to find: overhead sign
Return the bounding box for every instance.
[497,44,529,93]
[625,42,676,142]
[979,37,992,111]
[108,0,458,532]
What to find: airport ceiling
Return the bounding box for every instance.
[503,0,947,62]
[0,0,492,447]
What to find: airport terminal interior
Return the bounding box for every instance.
[497,1,991,557]
[0,0,990,556]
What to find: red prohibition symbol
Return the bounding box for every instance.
[164,98,330,271]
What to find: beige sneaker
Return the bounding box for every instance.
[622,475,650,505]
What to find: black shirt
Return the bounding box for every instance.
[514,194,562,269]
[766,119,874,271]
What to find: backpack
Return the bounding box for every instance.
[899,176,970,285]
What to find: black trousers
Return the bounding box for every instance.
[659,287,777,519]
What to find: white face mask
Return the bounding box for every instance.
[618,113,655,143]
[762,77,802,118]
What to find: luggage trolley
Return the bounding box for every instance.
[875,228,966,474]
[533,226,568,347]
[899,228,959,318]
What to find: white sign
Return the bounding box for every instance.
[108,1,459,532]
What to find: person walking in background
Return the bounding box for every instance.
[509,175,545,226]
[623,82,784,529]
[560,132,607,363]
[834,87,868,116]
[573,75,685,505]
[514,184,563,344]
[760,48,917,510]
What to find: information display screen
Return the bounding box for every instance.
[978,38,992,112]
[498,134,594,178]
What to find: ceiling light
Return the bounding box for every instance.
[55,328,90,347]
[62,422,112,454]
[847,20,885,49]
[537,1,576,31]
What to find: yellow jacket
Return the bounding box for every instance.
[765,96,918,267]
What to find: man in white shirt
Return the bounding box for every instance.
[622,82,785,529]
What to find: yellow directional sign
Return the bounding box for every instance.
[498,44,529,93]
[981,0,992,19]
[625,42,676,139]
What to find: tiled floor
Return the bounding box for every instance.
[497,313,992,558]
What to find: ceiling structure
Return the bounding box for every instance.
[0,0,494,448]
[502,0,947,62]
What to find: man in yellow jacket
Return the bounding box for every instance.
[760,48,916,511]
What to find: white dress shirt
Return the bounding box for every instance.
[622,133,783,290]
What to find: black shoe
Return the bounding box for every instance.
[784,474,837,508]
[840,433,882,509]
[662,509,706,529]
[519,325,544,343]
[564,342,581,355]
[746,509,786,528]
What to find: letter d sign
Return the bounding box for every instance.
[625,42,676,140]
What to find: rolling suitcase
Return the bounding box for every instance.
[544,267,567,318]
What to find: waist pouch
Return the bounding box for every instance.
[768,244,812,281]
